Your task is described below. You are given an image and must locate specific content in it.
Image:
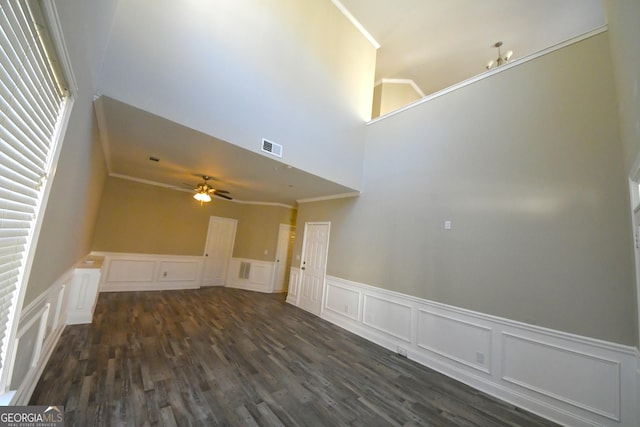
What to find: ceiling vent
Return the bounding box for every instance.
[261,138,283,158]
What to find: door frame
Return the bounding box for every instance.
[202,216,237,286]
[298,221,330,315]
[272,223,295,293]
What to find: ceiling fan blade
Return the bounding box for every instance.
[214,189,230,194]
[215,193,233,200]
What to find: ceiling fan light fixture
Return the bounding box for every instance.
[194,191,212,203]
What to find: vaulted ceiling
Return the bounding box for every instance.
[94,0,606,207]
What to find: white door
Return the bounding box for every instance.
[633,206,640,346]
[298,222,330,315]
[273,224,295,292]
[202,216,237,286]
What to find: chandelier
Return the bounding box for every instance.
[486,41,513,70]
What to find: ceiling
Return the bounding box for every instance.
[96,0,606,207]
[341,0,605,96]
[95,96,356,207]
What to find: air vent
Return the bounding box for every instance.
[261,138,283,158]
[239,261,251,280]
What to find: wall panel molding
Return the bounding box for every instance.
[226,258,276,293]
[501,333,621,421]
[8,266,72,405]
[311,275,638,427]
[94,252,203,292]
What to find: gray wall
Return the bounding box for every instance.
[97,0,376,191]
[22,0,118,307]
[295,32,637,346]
[603,0,640,348]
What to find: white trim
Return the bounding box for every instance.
[629,159,640,352]
[309,275,638,427]
[226,258,276,293]
[374,78,426,97]
[93,252,203,292]
[6,264,73,405]
[93,95,113,174]
[367,26,608,125]
[296,191,360,204]
[501,332,622,421]
[330,0,380,49]
[108,173,297,209]
[0,0,77,394]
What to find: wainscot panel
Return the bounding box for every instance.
[312,275,638,427]
[226,258,276,293]
[417,309,492,374]
[501,333,621,421]
[7,263,74,405]
[94,252,203,292]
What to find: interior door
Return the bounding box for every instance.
[202,216,237,286]
[298,222,330,315]
[273,224,295,292]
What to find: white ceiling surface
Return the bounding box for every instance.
[341,0,605,95]
[96,0,606,206]
[96,96,356,207]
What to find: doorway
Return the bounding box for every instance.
[298,222,330,315]
[273,224,295,292]
[202,216,237,286]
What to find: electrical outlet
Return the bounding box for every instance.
[397,347,408,358]
[475,351,485,364]
[344,304,349,313]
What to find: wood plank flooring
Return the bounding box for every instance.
[30,288,558,426]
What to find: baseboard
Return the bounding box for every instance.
[310,275,638,427]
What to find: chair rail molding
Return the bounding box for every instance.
[305,275,639,427]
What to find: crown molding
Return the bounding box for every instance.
[297,191,360,204]
[374,78,426,97]
[108,173,296,209]
[330,0,380,49]
[368,25,608,125]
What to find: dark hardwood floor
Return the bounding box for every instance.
[30,288,558,426]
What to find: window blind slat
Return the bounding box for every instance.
[0,31,57,134]
[1,83,52,153]
[0,0,68,375]
[11,2,61,111]
[0,129,47,173]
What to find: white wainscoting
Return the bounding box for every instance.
[226,258,276,293]
[7,266,72,405]
[314,276,638,427]
[94,252,203,292]
[285,267,300,305]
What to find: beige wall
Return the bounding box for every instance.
[92,177,296,260]
[295,33,636,345]
[372,81,423,118]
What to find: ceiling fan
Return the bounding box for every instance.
[191,175,232,203]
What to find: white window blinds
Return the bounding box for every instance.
[0,0,67,373]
